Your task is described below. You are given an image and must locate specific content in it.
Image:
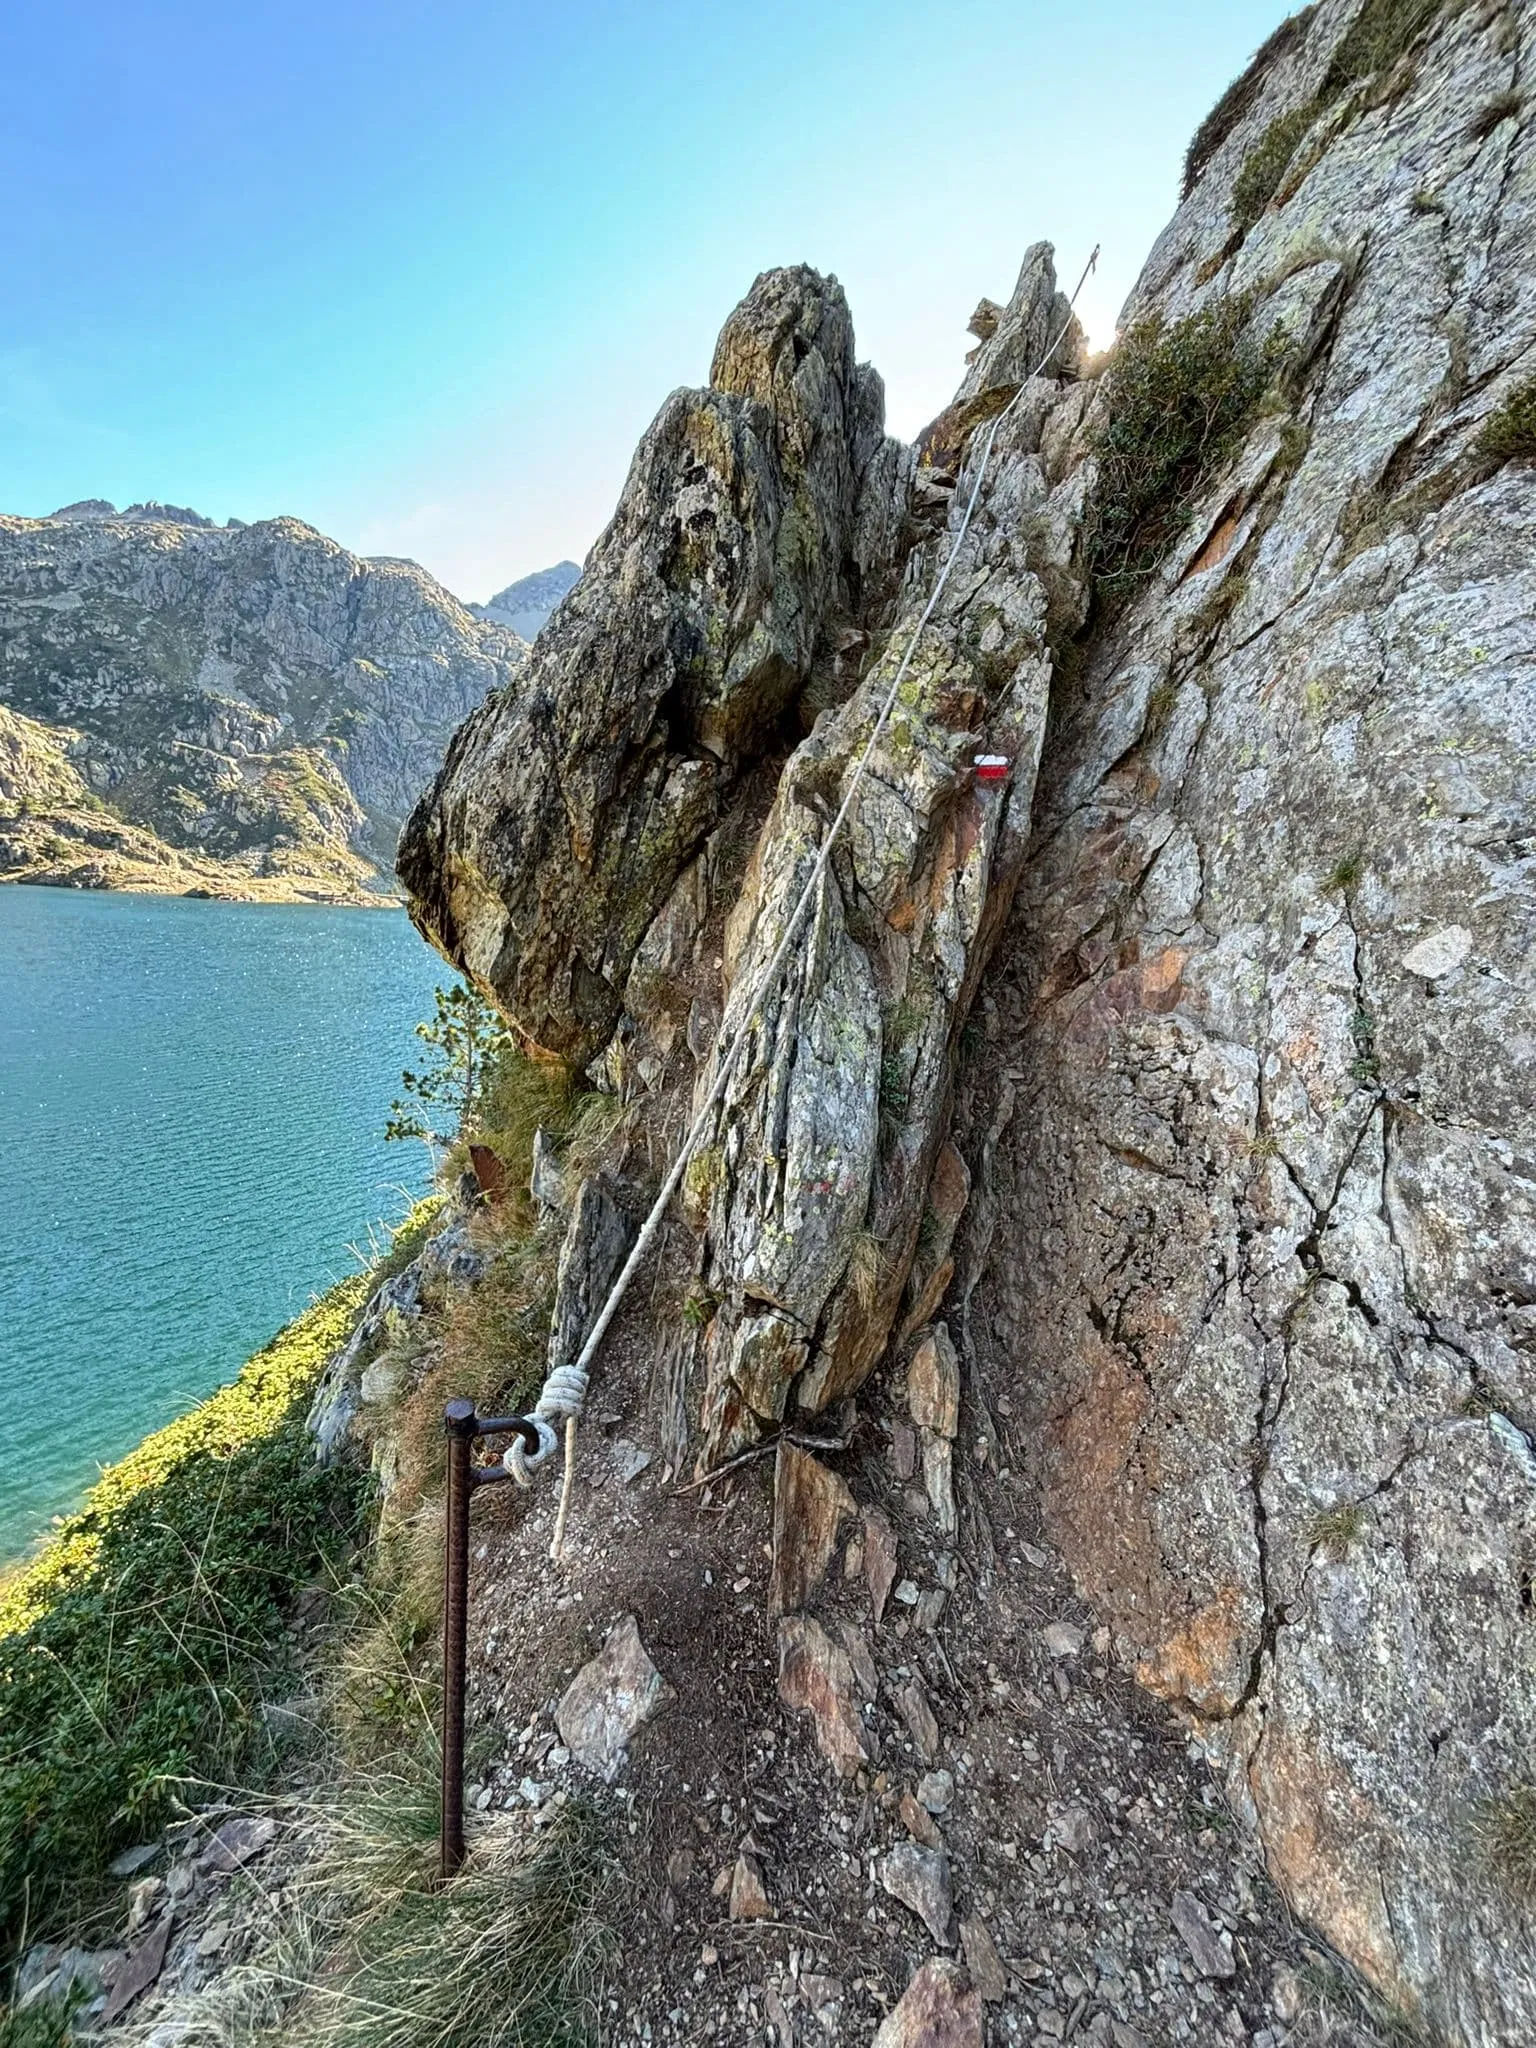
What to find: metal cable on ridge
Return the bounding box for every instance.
[512,245,1101,1558]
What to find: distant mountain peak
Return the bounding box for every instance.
[48,499,227,529]
[472,560,581,641]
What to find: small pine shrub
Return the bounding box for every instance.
[1480,373,1536,463]
[1085,298,1293,610]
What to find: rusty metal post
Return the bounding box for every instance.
[439,1403,543,1882]
[440,1397,478,1880]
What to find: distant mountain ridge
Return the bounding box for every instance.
[472,559,580,640]
[0,505,526,902]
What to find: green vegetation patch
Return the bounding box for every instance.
[1084,297,1293,611]
[1182,8,1318,198]
[1231,0,1461,229]
[0,1276,372,1946]
[1479,372,1536,462]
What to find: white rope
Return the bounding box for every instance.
[533,246,1100,1556]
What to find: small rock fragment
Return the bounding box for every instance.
[1042,1621,1084,1658]
[1401,924,1472,979]
[728,1852,772,1921]
[916,1768,954,1813]
[609,1438,653,1484]
[1272,1964,1303,2021]
[837,1620,878,1701]
[108,1842,160,1879]
[900,1789,942,1848]
[202,1816,277,1873]
[895,1677,940,1763]
[778,1615,868,1777]
[1055,1803,1096,1852]
[890,1422,919,1481]
[880,1842,954,1944]
[922,1435,957,1538]
[872,1958,979,2047]
[960,1915,1008,2003]
[864,1509,899,1623]
[908,1325,961,1437]
[770,1443,855,1614]
[100,1916,172,2026]
[555,1613,670,1782]
[1171,1889,1236,1978]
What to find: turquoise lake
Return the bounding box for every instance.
[0,886,445,1557]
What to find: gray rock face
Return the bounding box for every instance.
[0,508,522,882]
[981,4,1536,2042]
[398,264,903,1064]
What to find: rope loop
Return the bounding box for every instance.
[505,1415,561,1486]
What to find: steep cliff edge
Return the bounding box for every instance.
[0,507,525,900]
[393,4,1534,2040]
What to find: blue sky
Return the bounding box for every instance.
[2,0,1284,602]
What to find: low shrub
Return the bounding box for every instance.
[0,1276,372,1949]
[1084,297,1293,610]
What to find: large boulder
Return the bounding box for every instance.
[399,265,900,1066]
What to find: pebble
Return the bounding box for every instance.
[916,1768,954,1813]
[1042,1622,1085,1659]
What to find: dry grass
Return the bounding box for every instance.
[113,1752,615,2048]
[1471,1783,1536,1904]
[845,1229,889,1314]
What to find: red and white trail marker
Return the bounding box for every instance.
[973,753,1011,784]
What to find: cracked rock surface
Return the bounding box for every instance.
[980,3,1536,2041]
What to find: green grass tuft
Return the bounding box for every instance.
[1309,1501,1368,1551]
[1232,102,1321,227]
[1480,373,1536,463]
[1230,0,1461,230]
[1085,297,1293,611]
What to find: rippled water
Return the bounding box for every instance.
[0,886,445,1556]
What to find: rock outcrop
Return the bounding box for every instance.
[0,507,523,899]
[399,4,1535,2039]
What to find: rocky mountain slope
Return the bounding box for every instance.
[383,4,1533,2041]
[472,558,582,639]
[0,504,525,901]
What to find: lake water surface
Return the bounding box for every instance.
[0,887,444,1555]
